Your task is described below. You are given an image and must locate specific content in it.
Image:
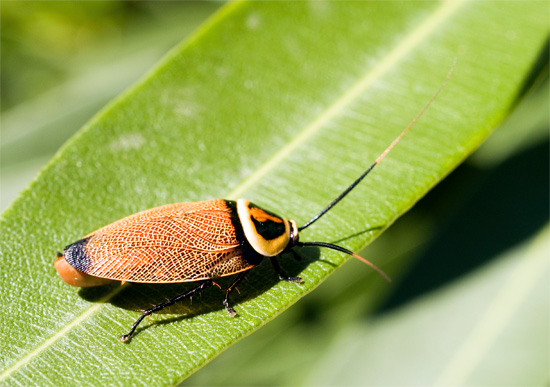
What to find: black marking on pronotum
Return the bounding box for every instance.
[249,206,287,241]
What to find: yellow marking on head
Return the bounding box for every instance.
[237,199,290,257]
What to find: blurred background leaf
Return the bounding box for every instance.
[1,1,223,208]
[1,1,548,386]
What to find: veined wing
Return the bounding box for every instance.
[64,199,254,282]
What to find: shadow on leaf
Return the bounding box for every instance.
[78,247,320,337]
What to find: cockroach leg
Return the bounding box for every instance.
[223,270,249,316]
[120,279,213,342]
[270,257,303,283]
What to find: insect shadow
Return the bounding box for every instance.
[77,224,381,340]
[77,223,382,317]
[78,247,321,322]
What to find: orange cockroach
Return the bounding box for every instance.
[55,65,454,342]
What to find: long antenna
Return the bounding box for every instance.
[299,59,456,231]
[297,241,391,282]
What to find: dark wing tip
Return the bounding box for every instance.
[63,236,92,272]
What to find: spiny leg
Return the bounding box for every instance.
[120,280,213,342]
[223,270,249,316]
[270,257,303,283]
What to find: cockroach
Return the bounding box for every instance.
[55,64,454,342]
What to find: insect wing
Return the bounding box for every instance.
[64,199,253,283]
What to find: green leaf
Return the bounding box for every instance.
[1,1,547,385]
